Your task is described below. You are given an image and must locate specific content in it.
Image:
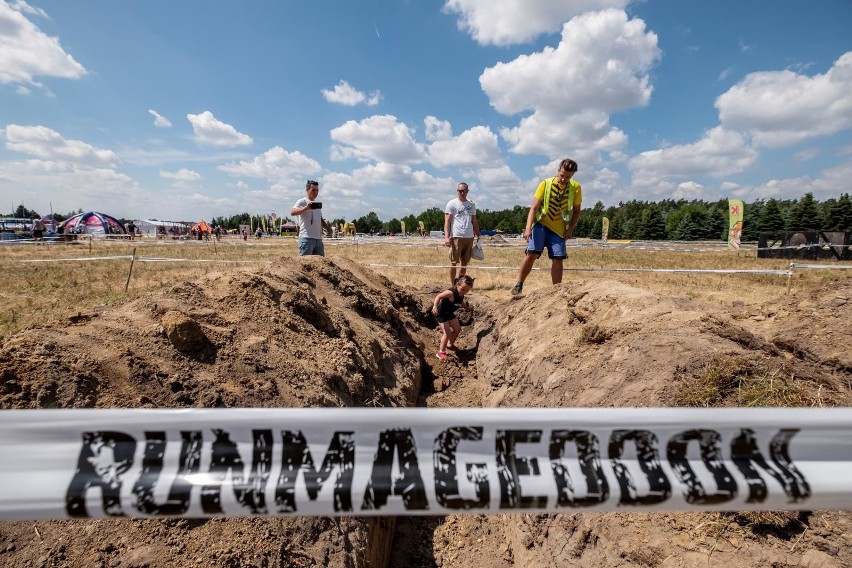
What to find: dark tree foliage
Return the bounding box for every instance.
[826,193,852,231]
[758,199,786,232]
[787,193,822,230]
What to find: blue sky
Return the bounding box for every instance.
[1,0,851,223]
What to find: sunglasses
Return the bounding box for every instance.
[457,189,469,193]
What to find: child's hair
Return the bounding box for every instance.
[454,275,475,287]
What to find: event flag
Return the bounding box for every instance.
[601,217,609,243]
[728,199,744,251]
[400,221,406,235]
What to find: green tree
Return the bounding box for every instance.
[673,211,704,240]
[638,207,667,240]
[826,193,852,231]
[787,193,822,230]
[354,211,382,233]
[757,199,785,231]
[13,204,40,218]
[417,207,445,232]
[742,200,762,241]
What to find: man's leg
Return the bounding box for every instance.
[458,261,468,278]
[551,258,564,284]
[513,253,537,294]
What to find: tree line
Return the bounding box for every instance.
[7,192,851,241]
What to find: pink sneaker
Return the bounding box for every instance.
[435,351,447,360]
[446,345,459,352]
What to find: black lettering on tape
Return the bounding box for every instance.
[132,430,203,515]
[731,428,811,503]
[550,430,609,507]
[362,429,428,511]
[201,429,272,514]
[66,431,136,517]
[609,429,672,506]
[275,430,355,513]
[666,429,737,504]
[434,426,489,510]
[497,429,547,509]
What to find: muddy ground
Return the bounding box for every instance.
[0,257,850,567]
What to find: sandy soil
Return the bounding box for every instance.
[0,257,850,567]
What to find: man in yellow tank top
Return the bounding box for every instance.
[511,158,582,295]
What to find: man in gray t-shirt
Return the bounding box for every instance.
[443,182,480,285]
[291,179,332,256]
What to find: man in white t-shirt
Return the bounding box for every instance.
[291,179,332,256]
[443,182,480,285]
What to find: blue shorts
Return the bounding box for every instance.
[298,237,325,256]
[526,223,566,259]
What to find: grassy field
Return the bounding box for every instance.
[0,235,848,338]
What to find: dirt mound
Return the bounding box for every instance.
[0,256,435,567]
[393,278,852,568]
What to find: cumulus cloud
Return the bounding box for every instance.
[424,116,453,141]
[481,9,659,158]
[330,115,426,163]
[0,0,87,85]
[5,124,119,167]
[442,0,628,46]
[218,146,321,180]
[160,168,201,182]
[148,109,172,128]
[186,111,253,147]
[716,51,852,147]
[321,80,381,106]
[427,125,501,168]
[628,127,758,188]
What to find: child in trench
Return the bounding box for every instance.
[431,275,474,360]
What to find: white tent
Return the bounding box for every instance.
[135,220,191,238]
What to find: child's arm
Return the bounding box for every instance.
[431,290,453,313]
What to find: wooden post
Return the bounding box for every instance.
[124,247,137,292]
[786,264,794,296]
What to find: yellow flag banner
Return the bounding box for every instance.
[601,217,610,243]
[728,199,744,250]
[400,221,406,235]
[418,221,425,234]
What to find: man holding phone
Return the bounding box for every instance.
[291,179,333,256]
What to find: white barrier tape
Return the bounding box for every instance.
[790,263,852,270]
[13,255,133,263]
[134,257,271,264]
[0,407,849,520]
[365,263,792,276]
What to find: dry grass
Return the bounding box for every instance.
[672,355,828,408]
[0,235,847,338]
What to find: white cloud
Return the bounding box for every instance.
[427,125,501,167]
[424,116,453,141]
[0,125,141,217]
[160,168,201,182]
[794,148,819,162]
[186,111,253,147]
[148,109,172,128]
[481,9,659,158]
[442,0,629,46]
[218,146,321,180]
[5,124,119,167]
[0,0,87,85]
[628,127,758,186]
[321,80,381,106]
[716,51,852,147]
[330,115,426,163]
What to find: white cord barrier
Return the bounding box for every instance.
[790,263,852,270]
[0,407,849,520]
[365,263,793,277]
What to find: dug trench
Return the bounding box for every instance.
[0,257,850,567]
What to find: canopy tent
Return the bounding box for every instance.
[134,220,191,237]
[281,221,298,233]
[58,211,127,236]
[192,220,211,234]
